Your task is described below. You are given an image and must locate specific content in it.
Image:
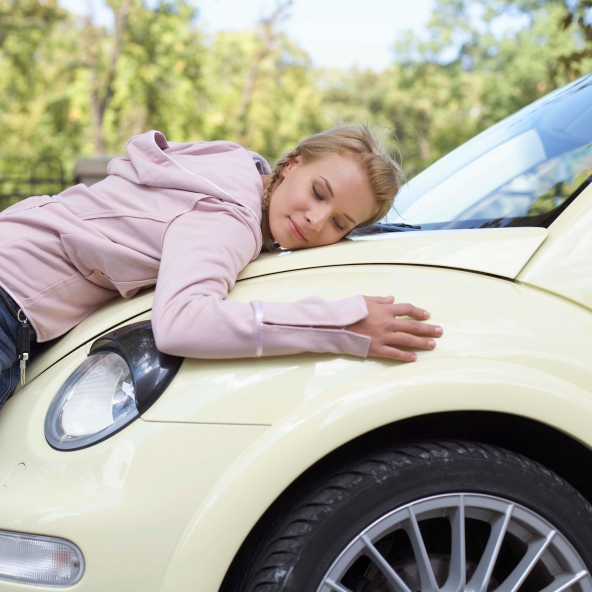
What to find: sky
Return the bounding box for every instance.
[58,0,435,70]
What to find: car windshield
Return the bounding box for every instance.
[382,74,592,231]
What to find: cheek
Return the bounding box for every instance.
[270,182,307,218]
[267,190,291,242]
[267,199,280,238]
[308,225,344,248]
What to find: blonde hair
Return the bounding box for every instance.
[261,124,403,250]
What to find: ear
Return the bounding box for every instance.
[282,155,301,177]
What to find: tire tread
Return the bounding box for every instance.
[238,440,591,592]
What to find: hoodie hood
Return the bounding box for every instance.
[107,130,271,220]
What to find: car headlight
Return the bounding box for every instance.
[45,321,183,451]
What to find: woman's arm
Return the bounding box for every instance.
[152,199,440,360]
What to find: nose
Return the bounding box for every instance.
[306,203,331,232]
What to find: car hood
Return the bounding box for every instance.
[239,227,547,281]
[24,226,546,385]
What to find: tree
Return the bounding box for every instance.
[235,0,292,145]
[0,0,82,200]
[331,0,592,176]
[197,5,325,160]
[3,0,590,210]
[0,0,210,209]
[116,0,205,140]
[85,0,132,155]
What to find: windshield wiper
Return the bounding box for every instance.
[375,222,422,230]
[349,222,423,238]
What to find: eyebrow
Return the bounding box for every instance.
[319,175,357,226]
[319,176,334,197]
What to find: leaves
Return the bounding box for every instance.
[1,0,592,205]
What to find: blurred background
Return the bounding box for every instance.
[0,0,591,209]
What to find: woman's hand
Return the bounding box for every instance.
[346,296,443,362]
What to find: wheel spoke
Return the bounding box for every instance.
[468,504,514,592]
[406,506,440,592]
[538,571,589,592]
[443,495,466,592]
[318,493,589,592]
[495,530,556,592]
[325,579,354,592]
[360,534,413,592]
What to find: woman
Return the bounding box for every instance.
[0,125,442,407]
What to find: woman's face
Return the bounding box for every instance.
[268,153,376,250]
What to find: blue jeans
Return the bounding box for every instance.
[0,287,37,409]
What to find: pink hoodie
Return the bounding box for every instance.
[0,131,370,358]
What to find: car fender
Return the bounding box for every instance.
[158,357,592,592]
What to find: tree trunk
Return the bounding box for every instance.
[236,0,292,145]
[89,0,132,155]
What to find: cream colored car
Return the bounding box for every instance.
[0,76,591,592]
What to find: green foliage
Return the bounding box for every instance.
[197,30,325,160]
[110,0,205,141]
[294,0,592,177]
[1,0,591,208]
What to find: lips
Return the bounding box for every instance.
[288,218,307,241]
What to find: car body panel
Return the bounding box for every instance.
[0,346,267,592]
[143,264,592,425]
[20,225,547,388]
[518,184,592,309]
[239,226,547,282]
[1,286,591,591]
[158,357,592,592]
[1,200,585,592]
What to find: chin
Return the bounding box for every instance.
[269,223,294,250]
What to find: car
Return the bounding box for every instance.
[0,73,591,592]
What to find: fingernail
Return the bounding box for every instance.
[410,353,417,361]
[423,310,430,319]
[428,340,436,348]
[434,327,442,336]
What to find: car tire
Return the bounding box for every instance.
[229,440,592,592]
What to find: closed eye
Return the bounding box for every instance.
[312,184,324,201]
[312,183,345,231]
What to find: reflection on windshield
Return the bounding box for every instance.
[384,74,592,230]
[458,143,592,221]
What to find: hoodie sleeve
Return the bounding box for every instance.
[151,199,371,359]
